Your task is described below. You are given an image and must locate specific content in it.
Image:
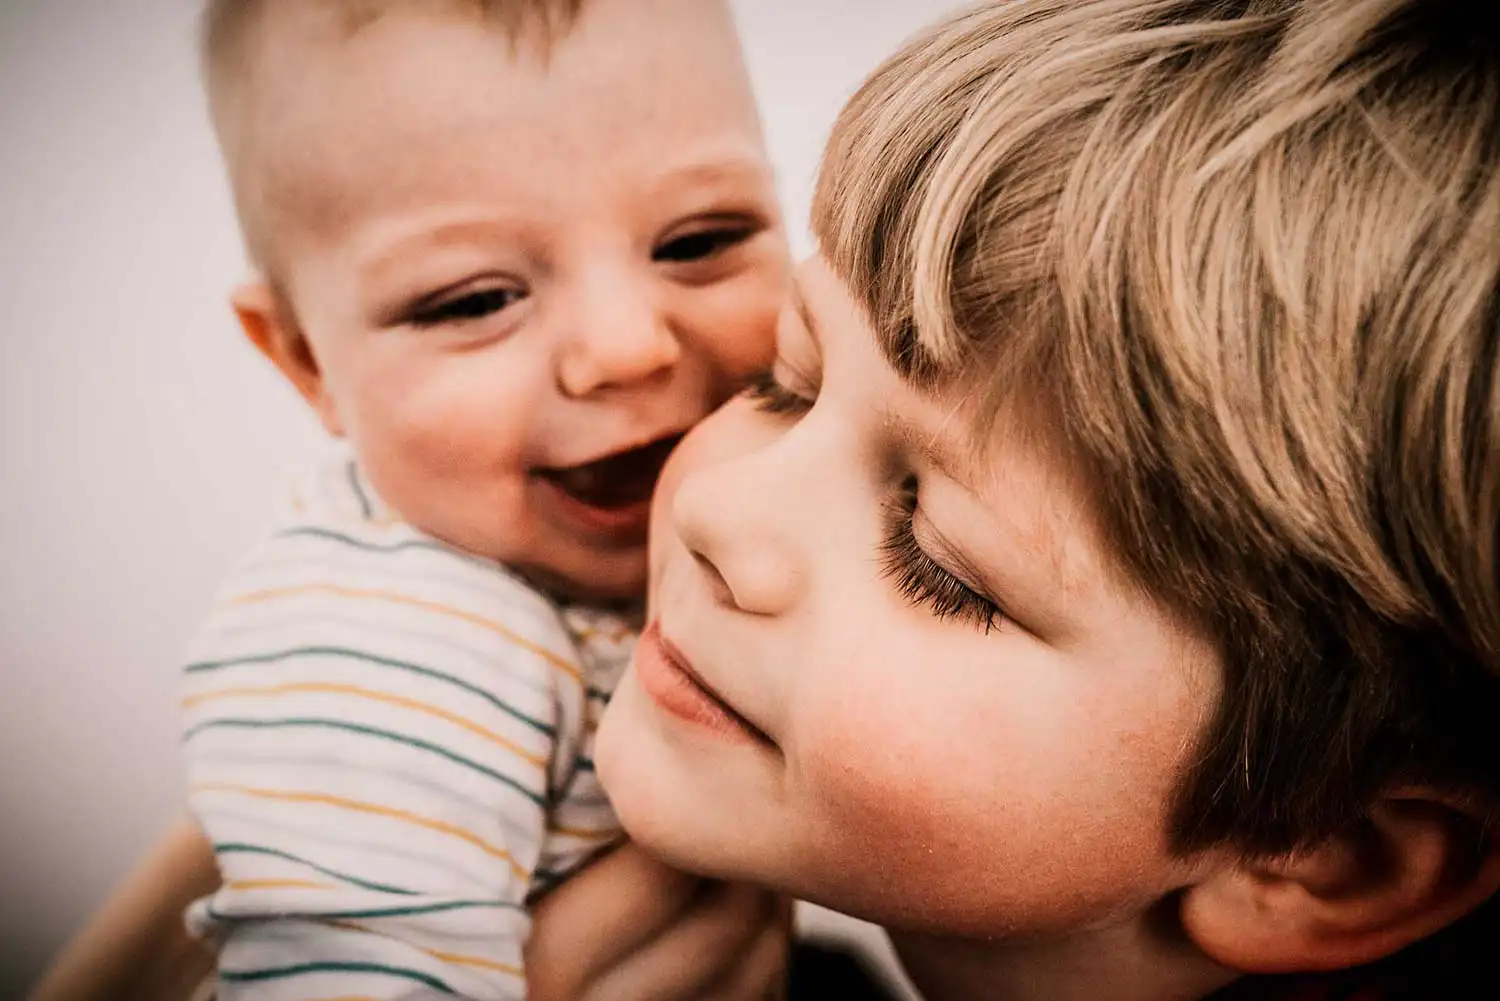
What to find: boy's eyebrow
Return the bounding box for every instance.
[881,407,962,478]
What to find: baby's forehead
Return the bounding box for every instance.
[206,1,582,75]
[213,0,756,149]
[214,0,769,270]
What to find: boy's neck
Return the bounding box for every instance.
[888,905,1239,1001]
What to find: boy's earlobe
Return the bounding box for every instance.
[1181,794,1500,975]
[230,282,344,437]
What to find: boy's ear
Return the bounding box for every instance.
[1181,792,1500,974]
[231,282,344,437]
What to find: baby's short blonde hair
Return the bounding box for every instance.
[200,0,586,268]
[815,0,1500,858]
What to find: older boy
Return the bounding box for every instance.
[596,1,1500,999]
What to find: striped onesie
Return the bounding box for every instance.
[181,450,635,1000]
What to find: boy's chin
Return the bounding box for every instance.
[594,671,700,860]
[593,671,647,809]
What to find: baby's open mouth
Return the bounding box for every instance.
[535,433,684,511]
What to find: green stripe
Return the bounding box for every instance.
[209,892,519,921]
[275,526,499,573]
[219,960,453,993]
[184,717,545,807]
[184,646,554,737]
[213,843,416,895]
[315,898,521,919]
[345,461,374,519]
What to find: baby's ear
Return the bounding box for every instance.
[1181,792,1500,974]
[230,282,343,437]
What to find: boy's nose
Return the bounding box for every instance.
[669,434,805,618]
[555,285,681,398]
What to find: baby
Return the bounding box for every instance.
[181,0,787,998]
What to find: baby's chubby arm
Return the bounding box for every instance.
[25,822,789,1001]
[180,523,602,1000]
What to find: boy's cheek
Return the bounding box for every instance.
[794,712,1022,933]
[790,657,989,881]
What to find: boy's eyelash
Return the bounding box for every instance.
[408,287,525,327]
[742,369,814,415]
[880,481,1006,634]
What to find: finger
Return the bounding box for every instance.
[584,882,782,1001]
[527,843,701,991]
[702,899,794,1001]
[584,882,772,1000]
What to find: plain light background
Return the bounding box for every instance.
[0,0,961,993]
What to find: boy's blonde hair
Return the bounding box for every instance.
[816,0,1500,857]
[200,0,586,267]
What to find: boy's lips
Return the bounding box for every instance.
[532,433,684,539]
[633,620,773,746]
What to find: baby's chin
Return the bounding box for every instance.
[518,546,649,606]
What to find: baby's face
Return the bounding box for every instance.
[249,0,787,601]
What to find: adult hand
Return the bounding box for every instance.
[526,841,791,1001]
[26,817,219,1001]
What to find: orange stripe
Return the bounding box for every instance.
[325,920,524,978]
[572,622,636,644]
[182,682,547,769]
[226,583,583,685]
[226,878,332,891]
[427,949,524,976]
[193,782,527,880]
[548,821,620,840]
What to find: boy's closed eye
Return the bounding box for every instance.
[743,368,1008,634]
[881,479,1009,635]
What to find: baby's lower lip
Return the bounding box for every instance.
[531,474,652,541]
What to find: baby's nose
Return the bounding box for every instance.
[556,294,681,398]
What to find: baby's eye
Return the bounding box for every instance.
[653,226,754,264]
[408,287,526,327]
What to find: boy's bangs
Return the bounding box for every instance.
[809,4,1068,397]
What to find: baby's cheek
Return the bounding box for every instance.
[691,279,784,386]
[352,400,472,503]
[358,365,528,475]
[344,374,537,551]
